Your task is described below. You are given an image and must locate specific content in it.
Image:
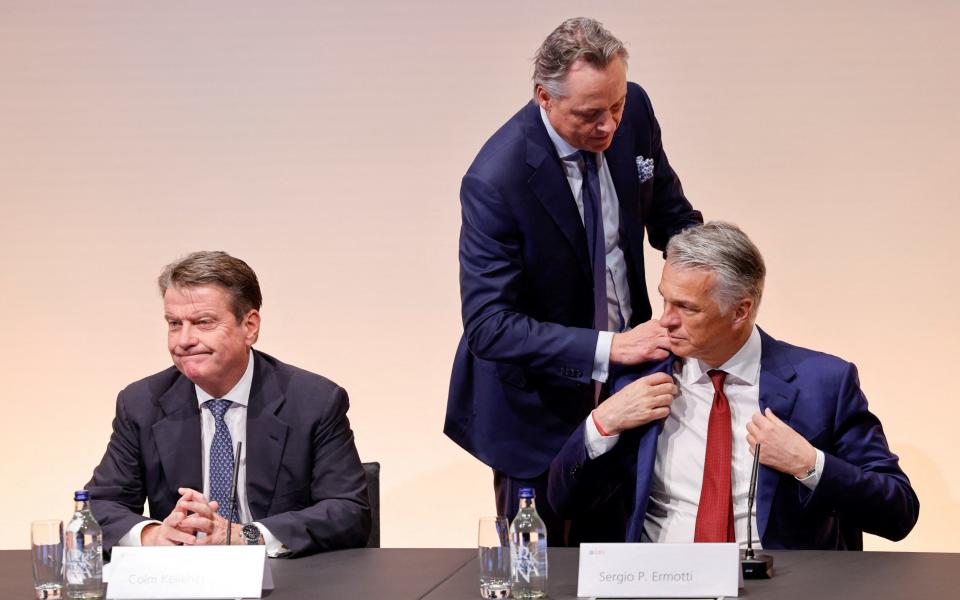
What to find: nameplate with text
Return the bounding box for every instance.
[105,546,268,599]
[577,543,739,598]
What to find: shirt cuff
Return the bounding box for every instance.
[253,522,290,557]
[584,411,620,459]
[117,520,161,546]
[592,331,615,383]
[796,449,825,491]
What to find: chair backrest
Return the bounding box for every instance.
[362,461,381,548]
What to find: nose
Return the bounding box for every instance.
[176,322,197,349]
[596,111,614,134]
[660,304,680,329]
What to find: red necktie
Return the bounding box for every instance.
[694,369,735,542]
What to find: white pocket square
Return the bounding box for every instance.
[636,156,654,183]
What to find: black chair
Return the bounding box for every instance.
[362,462,381,548]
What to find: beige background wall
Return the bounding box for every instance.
[1,1,957,551]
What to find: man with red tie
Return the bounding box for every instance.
[548,222,919,549]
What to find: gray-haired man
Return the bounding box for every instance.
[549,223,918,549]
[445,17,702,544]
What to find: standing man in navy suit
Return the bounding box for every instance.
[86,251,370,556]
[445,17,702,544]
[549,222,919,548]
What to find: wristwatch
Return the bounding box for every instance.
[241,524,262,545]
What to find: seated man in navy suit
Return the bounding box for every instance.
[549,222,919,549]
[86,251,370,557]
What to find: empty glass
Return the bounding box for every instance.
[31,519,64,600]
[478,516,511,598]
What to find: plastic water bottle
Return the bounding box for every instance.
[510,487,548,599]
[64,490,105,599]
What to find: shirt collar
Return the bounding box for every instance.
[195,349,255,407]
[676,325,762,386]
[539,105,580,160]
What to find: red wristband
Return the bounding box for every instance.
[591,410,611,437]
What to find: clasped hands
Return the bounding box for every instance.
[140,488,248,546]
[593,369,817,478]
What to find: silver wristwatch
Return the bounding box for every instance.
[241,524,262,545]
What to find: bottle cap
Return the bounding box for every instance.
[74,490,90,501]
[518,487,536,499]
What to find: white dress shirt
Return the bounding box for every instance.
[118,350,289,556]
[540,107,632,383]
[584,326,824,547]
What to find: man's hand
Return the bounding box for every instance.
[140,488,219,546]
[610,319,671,365]
[194,506,249,546]
[746,408,817,477]
[592,372,677,436]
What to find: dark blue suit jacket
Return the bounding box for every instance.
[548,329,919,549]
[86,350,371,556]
[445,83,702,478]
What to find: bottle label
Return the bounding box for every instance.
[512,545,541,583]
[65,547,97,584]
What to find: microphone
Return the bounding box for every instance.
[225,441,242,546]
[741,443,774,579]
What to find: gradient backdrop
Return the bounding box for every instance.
[2,1,957,551]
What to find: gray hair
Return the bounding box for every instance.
[533,17,629,99]
[158,251,262,322]
[666,222,766,317]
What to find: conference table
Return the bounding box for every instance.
[5,547,958,598]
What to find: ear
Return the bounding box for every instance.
[242,309,261,346]
[535,85,552,110]
[732,298,754,325]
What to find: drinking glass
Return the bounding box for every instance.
[478,516,511,599]
[31,519,64,600]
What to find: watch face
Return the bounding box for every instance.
[241,524,260,544]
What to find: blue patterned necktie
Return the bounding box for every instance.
[579,150,608,333]
[204,398,240,521]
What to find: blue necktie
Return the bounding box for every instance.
[579,150,607,332]
[204,398,239,521]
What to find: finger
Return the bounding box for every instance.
[647,381,677,396]
[649,348,670,360]
[177,515,215,534]
[178,499,216,518]
[642,372,673,386]
[650,393,674,408]
[745,422,758,438]
[646,406,670,422]
[746,436,757,452]
[177,488,206,502]
[751,412,770,428]
[764,408,783,424]
[161,526,198,546]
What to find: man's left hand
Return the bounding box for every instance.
[192,500,251,546]
[746,408,817,477]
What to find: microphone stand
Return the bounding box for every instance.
[741,444,774,579]
[225,441,242,546]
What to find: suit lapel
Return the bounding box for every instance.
[152,376,203,495]
[756,328,799,542]
[604,124,641,232]
[524,103,592,280]
[628,357,675,541]
[245,352,289,520]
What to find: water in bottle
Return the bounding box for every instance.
[64,490,105,599]
[510,487,548,599]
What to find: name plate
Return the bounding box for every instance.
[105,546,268,599]
[578,543,739,598]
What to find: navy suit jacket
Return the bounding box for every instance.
[86,350,371,557]
[445,83,702,478]
[548,329,919,549]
